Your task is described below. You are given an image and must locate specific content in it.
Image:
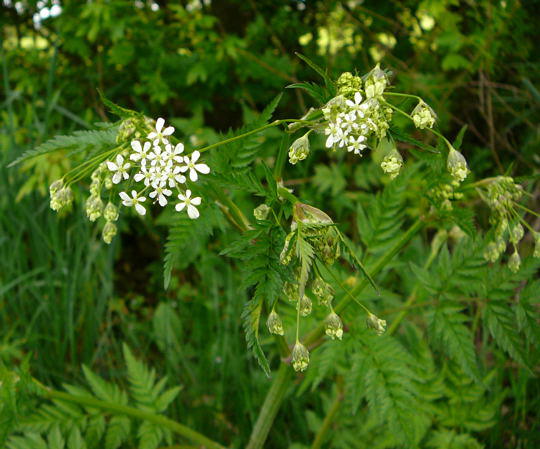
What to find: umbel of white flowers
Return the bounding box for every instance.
[49,117,211,244]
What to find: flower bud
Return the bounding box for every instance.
[325,312,343,340]
[509,223,524,244]
[447,148,469,183]
[311,277,334,306]
[322,95,346,121]
[283,282,299,302]
[280,232,295,265]
[50,186,74,212]
[508,250,521,273]
[336,72,362,97]
[266,310,284,336]
[380,148,403,179]
[291,342,310,372]
[103,202,119,222]
[49,179,64,195]
[412,100,436,129]
[483,241,501,263]
[366,313,387,335]
[298,295,312,317]
[253,204,270,221]
[102,221,117,244]
[364,64,388,98]
[288,132,311,165]
[116,118,137,143]
[85,195,104,222]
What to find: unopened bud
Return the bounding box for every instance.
[447,148,469,183]
[104,202,119,221]
[366,313,387,335]
[311,277,334,306]
[298,295,312,317]
[325,312,343,340]
[288,132,311,165]
[254,204,270,221]
[102,221,117,244]
[86,195,104,222]
[412,100,436,129]
[380,148,403,179]
[508,250,521,273]
[291,342,310,372]
[266,310,284,336]
[509,223,524,244]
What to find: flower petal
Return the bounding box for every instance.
[163,126,174,136]
[155,117,165,133]
[106,161,118,171]
[131,140,142,152]
[191,150,200,163]
[135,203,146,216]
[158,195,167,207]
[191,196,201,206]
[116,154,124,165]
[174,143,184,154]
[119,191,130,201]
[175,202,186,212]
[194,163,210,174]
[189,168,198,182]
[112,172,122,184]
[187,204,200,219]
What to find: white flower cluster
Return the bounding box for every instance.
[106,118,210,219]
[322,73,392,156]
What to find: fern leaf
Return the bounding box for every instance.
[8,128,118,167]
[104,416,130,449]
[429,304,480,381]
[241,297,270,377]
[82,366,128,405]
[137,421,163,449]
[123,345,159,407]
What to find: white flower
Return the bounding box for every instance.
[106,154,131,184]
[170,143,185,163]
[324,122,342,148]
[180,151,210,182]
[147,117,175,146]
[175,189,202,219]
[133,165,155,186]
[166,166,187,188]
[345,91,365,117]
[149,185,172,207]
[148,145,168,167]
[130,140,151,165]
[347,135,367,154]
[119,190,147,216]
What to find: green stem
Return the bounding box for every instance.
[245,363,292,449]
[303,217,426,347]
[197,119,309,154]
[383,92,422,101]
[37,383,227,449]
[310,387,342,449]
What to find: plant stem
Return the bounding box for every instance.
[310,387,342,449]
[245,363,292,449]
[37,383,227,449]
[303,217,426,347]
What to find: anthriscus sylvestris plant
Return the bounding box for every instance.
[6,56,539,449]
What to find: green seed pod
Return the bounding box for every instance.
[291,342,310,372]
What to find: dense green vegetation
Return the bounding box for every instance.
[1,1,539,448]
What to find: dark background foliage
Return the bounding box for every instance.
[1,1,539,448]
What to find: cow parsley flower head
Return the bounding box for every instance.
[412,100,437,129]
[181,151,210,182]
[107,154,131,184]
[381,148,403,179]
[447,148,469,183]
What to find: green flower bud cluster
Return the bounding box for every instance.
[508,250,521,273]
[311,276,334,306]
[411,100,436,129]
[325,312,343,340]
[85,195,104,222]
[102,221,117,244]
[266,310,284,336]
[380,148,403,179]
[366,312,387,335]
[428,183,463,211]
[298,294,312,317]
[447,148,469,183]
[483,238,506,263]
[364,64,388,99]
[49,179,74,213]
[336,72,363,98]
[484,177,523,215]
[288,132,311,164]
[253,203,270,221]
[291,342,310,372]
[116,118,137,143]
